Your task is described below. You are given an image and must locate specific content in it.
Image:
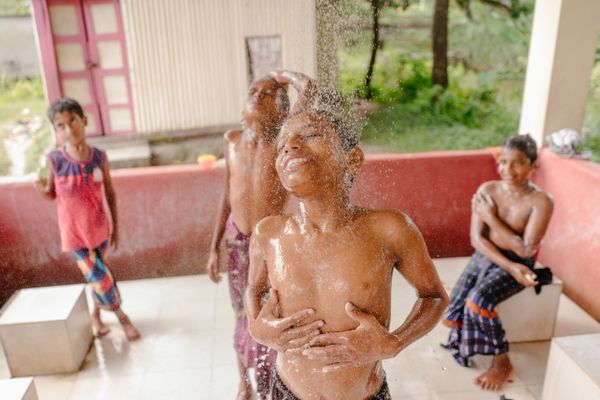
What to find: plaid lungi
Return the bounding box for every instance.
[442,250,535,366]
[73,240,122,310]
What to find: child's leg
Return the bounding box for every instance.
[91,304,110,337]
[442,252,488,357]
[74,242,139,340]
[224,222,256,398]
[236,354,252,400]
[113,307,141,341]
[463,265,526,390]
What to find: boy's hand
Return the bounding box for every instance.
[302,302,398,372]
[110,229,120,251]
[471,193,496,223]
[508,263,537,287]
[249,288,324,353]
[206,250,222,283]
[269,70,292,86]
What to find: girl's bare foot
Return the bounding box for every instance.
[121,320,141,341]
[475,354,514,391]
[115,308,141,341]
[91,307,110,337]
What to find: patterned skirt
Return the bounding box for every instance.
[442,250,535,366]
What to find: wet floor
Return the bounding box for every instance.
[1,257,599,399]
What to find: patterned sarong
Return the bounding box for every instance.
[224,216,276,398]
[442,250,535,367]
[271,371,392,400]
[73,240,121,310]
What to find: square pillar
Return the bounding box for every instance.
[519,0,600,147]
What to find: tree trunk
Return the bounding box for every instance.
[432,0,449,88]
[363,0,381,99]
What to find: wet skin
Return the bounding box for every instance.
[206,72,314,400]
[207,72,315,283]
[471,148,554,287]
[469,147,553,390]
[246,113,449,400]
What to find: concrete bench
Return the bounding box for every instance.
[497,274,563,342]
[0,377,39,399]
[0,284,93,377]
[542,334,600,399]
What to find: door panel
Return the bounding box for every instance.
[49,0,103,136]
[47,0,134,136]
[83,0,134,135]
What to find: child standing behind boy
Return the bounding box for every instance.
[36,97,140,341]
[206,70,314,399]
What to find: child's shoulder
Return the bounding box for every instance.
[360,208,421,239]
[477,180,502,194]
[529,183,554,207]
[254,214,290,237]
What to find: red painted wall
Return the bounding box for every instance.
[352,151,499,257]
[0,165,223,306]
[3,149,598,318]
[533,150,600,320]
[0,150,499,307]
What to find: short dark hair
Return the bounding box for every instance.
[502,134,537,164]
[288,89,359,152]
[47,97,84,121]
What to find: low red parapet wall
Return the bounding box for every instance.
[534,150,600,320]
[0,166,224,306]
[0,150,496,306]
[353,151,498,257]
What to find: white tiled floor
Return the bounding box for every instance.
[1,257,599,399]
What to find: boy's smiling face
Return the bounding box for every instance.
[497,148,535,186]
[276,112,362,195]
[52,111,87,146]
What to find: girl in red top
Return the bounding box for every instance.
[36,97,140,341]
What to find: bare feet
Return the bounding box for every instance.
[91,313,111,337]
[122,321,141,341]
[91,307,110,337]
[475,354,514,391]
[114,308,141,341]
[237,375,252,400]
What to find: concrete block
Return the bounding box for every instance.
[498,275,562,342]
[0,285,93,376]
[0,377,38,400]
[542,334,600,400]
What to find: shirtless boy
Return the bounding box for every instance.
[246,109,449,399]
[206,70,314,399]
[442,134,554,391]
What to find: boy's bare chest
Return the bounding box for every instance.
[494,193,533,232]
[267,234,391,297]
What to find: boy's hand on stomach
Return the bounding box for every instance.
[250,288,324,353]
[302,302,398,373]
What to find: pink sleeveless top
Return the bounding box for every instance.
[49,146,110,252]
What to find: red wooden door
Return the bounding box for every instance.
[47,0,134,136]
